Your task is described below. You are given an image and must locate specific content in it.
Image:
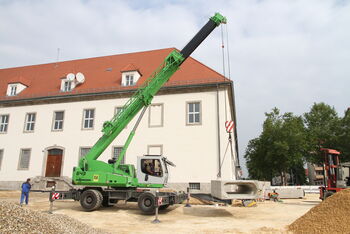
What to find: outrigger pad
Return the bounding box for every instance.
[211,180,259,200]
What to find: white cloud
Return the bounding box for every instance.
[1,0,349,176]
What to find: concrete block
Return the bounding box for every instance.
[256,181,271,200]
[0,181,22,190]
[211,180,259,200]
[270,186,305,199]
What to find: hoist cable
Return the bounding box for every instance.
[217,138,231,178]
[221,24,228,122]
[225,24,232,81]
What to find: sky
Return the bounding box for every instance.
[1,0,350,177]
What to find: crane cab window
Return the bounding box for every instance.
[141,159,163,177]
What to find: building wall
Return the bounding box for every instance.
[307,163,324,185]
[0,88,237,185]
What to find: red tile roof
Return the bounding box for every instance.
[7,76,31,86]
[120,63,139,73]
[0,48,229,101]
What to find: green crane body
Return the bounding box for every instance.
[72,13,226,188]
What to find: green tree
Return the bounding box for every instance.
[303,103,341,163]
[245,108,307,185]
[245,138,275,181]
[338,108,350,162]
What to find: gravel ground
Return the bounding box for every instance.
[0,200,109,234]
[0,191,320,233]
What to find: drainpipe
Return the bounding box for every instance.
[216,85,222,178]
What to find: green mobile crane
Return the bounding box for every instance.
[57,13,226,214]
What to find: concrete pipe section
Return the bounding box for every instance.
[211,180,259,200]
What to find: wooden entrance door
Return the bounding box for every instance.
[45,149,63,177]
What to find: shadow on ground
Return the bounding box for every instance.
[182,206,233,217]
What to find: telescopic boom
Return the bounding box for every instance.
[78,12,226,173]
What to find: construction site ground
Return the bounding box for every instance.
[0,191,320,233]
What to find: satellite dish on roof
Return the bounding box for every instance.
[67,73,75,81]
[76,72,85,83]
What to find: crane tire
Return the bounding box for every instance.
[138,193,155,214]
[80,189,103,211]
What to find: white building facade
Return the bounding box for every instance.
[0,48,239,190]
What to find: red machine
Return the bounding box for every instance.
[319,148,347,200]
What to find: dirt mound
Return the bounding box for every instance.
[288,189,350,233]
[0,200,108,234]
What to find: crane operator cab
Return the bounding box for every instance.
[137,155,175,185]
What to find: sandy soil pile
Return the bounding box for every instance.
[288,189,350,233]
[0,200,108,234]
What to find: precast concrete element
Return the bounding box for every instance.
[256,181,271,200]
[269,186,305,199]
[211,180,259,200]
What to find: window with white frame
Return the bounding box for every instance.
[147,145,163,155]
[10,85,17,96]
[18,149,31,170]
[121,69,140,86]
[125,75,134,86]
[0,115,9,133]
[53,111,64,130]
[0,149,3,170]
[187,102,201,125]
[149,103,163,127]
[79,147,91,160]
[112,146,125,164]
[189,182,200,190]
[83,109,95,129]
[6,83,27,96]
[24,113,36,132]
[62,80,73,92]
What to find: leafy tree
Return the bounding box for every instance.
[303,103,341,163]
[245,108,306,185]
[338,108,350,162]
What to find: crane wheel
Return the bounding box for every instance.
[138,193,155,214]
[80,189,103,211]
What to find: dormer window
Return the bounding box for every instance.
[121,64,141,87]
[60,78,75,92]
[125,75,134,86]
[6,82,28,96]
